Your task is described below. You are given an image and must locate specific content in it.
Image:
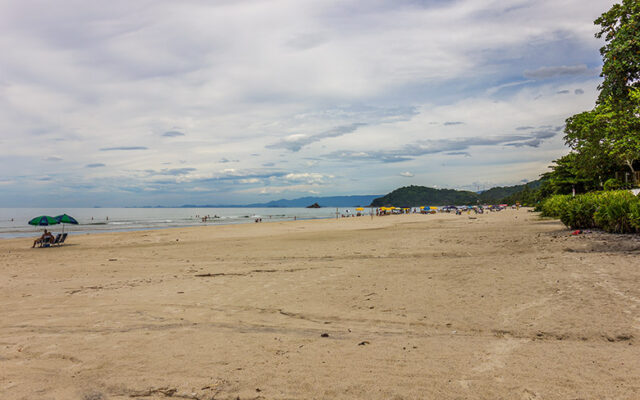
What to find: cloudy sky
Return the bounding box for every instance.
[0,0,614,206]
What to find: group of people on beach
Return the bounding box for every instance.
[373,204,516,217]
[198,214,219,222]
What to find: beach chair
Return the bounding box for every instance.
[57,233,68,246]
[52,234,62,246]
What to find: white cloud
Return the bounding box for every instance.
[284,172,334,185]
[238,184,325,195]
[239,178,261,184]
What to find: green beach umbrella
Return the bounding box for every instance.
[55,214,78,233]
[55,214,78,224]
[28,215,60,226]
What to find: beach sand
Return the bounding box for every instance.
[1,210,639,399]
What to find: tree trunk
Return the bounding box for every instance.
[626,159,637,184]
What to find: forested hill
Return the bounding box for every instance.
[478,180,543,204]
[370,180,542,207]
[370,186,478,207]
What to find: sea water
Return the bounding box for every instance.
[0,207,368,238]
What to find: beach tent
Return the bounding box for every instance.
[356,207,364,211]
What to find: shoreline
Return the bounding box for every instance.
[4,214,436,254]
[0,213,405,251]
[2,209,639,399]
[0,207,361,240]
[0,214,338,240]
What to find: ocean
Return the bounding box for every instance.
[0,207,368,239]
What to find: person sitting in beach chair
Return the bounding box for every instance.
[32,229,55,248]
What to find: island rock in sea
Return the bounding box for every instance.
[306,202,321,208]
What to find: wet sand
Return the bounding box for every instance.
[1,210,639,399]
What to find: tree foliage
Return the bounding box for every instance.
[540,153,598,194]
[595,0,640,104]
[562,89,640,181]
[478,180,543,204]
[499,182,547,207]
[605,89,640,174]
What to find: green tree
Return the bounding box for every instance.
[542,153,596,194]
[563,107,623,188]
[588,89,640,182]
[564,108,611,178]
[563,87,640,185]
[603,90,640,179]
[595,0,640,104]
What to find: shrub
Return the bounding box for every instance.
[541,191,640,234]
[629,196,640,230]
[604,178,630,191]
[593,191,639,233]
[559,193,599,229]
[540,194,571,218]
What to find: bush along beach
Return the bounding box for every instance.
[541,190,640,233]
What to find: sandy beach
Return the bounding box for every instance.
[1,210,639,399]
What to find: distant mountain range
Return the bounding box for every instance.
[177,195,382,208]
